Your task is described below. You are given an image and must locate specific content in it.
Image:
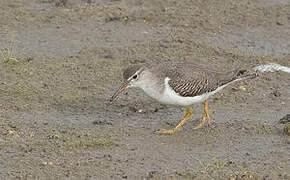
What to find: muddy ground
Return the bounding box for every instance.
[0,0,290,179]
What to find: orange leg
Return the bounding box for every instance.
[156,108,192,135]
[193,99,211,130]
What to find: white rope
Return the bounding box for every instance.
[254,63,290,73]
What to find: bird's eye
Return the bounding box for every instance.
[132,74,138,79]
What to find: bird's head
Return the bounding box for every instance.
[110,64,147,102]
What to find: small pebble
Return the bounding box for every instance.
[273,90,281,97]
[8,130,14,135]
[122,175,128,179]
[239,86,246,91]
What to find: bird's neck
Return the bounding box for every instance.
[135,70,165,99]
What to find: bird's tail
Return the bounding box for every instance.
[231,69,257,82]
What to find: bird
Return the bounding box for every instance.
[110,61,256,134]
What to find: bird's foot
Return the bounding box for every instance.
[193,121,205,130]
[155,128,179,135]
[194,100,212,130]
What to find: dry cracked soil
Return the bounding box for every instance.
[0,0,290,179]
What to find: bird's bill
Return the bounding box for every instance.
[110,81,129,102]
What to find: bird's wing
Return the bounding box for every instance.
[151,61,240,97]
[167,69,221,97]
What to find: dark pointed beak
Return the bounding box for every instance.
[110,81,130,102]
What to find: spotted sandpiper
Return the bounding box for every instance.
[110,61,256,134]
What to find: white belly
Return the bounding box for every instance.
[141,77,228,107]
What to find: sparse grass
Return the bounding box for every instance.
[284,123,290,136]
[196,157,229,174]
[45,132,117,151]
[84,137,117,148]
[193,158,261,179]
[0,33,18,64]
[213,158,227,170]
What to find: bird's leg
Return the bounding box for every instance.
[156,108,192,135]
[193,99,211,130]
[204,99,211,126]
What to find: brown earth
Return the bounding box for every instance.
[0,0,290,179]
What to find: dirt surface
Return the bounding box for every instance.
[0,0,290,179]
